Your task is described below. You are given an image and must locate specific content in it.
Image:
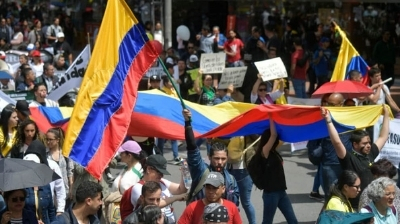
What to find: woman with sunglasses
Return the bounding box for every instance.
[0,189,38,224]
[324,170,361,212]
[0,104,19,158]
[250,74,284,105]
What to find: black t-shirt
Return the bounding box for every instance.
[262,150,287,192]
[339,143,379,208]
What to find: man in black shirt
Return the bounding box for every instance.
[53,32,73,66]
[322,104,390,209]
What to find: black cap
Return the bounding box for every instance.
[149,75,161,82]
[146,154,170,175]
[16,100,30,117]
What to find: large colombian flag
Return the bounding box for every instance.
[62,0,158,179]
[330,23,369,85]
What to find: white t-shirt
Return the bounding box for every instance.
[30,62,44,77]
[199,34,215,53]
[47,159,66,213]
[130,178,175,223]
[376,84,390,105]
[111,163,143,194]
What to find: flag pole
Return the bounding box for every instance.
[87,32,91,57]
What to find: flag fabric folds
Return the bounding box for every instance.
[330,24,369,85]
[62,0,158,179]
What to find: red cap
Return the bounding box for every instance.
[31,50,40,57]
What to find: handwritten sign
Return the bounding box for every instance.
[254,57,287,81]
[218,67,247,89]
[145,66,165,77]
[200,53,226,74]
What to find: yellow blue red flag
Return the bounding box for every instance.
[62,0,158,179]
[330,24,369,85]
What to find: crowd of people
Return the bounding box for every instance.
[0,3,399,224]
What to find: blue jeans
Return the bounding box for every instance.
[312,164,323,193]
[196,138,211,155]
[292,78,306,98]
[229,169,256,224]
[262,190,298,224]
[157,138,179,158]
[322,164,342,199]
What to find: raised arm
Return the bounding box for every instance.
[375,104,390,150]
[251,74,263,96]
[262,116,278,158]
[322,108,347,159]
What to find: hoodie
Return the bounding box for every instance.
[24,139,49,167]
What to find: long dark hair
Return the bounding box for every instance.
[323,170,359,211]
[11,119,43,157]
[0,104,16,150]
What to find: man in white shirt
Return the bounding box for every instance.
[196,25,214,53]
[368,68,400,114]
[29,83,59,107]
[46,18,63,45]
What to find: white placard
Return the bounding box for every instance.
[287,97,321,152]
[254,57,287,81]
[200,53,226,74]
[145,66,164,77]
[374,116,400,168]
[218,67,247,89]
[47,45,91,101]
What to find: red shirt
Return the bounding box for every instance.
[178,199,242,224]
[224,38,244,63]
[291,49,308,80]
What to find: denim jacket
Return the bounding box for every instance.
[25,184,56,224]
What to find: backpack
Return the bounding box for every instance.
[243,136,261,169]
[296,50,312,68]
[307,139,323,166]
[120,180,145,221]
[247,151,265,189]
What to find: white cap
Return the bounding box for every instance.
[23,154,40,164]
[189,55,198,62]
[0,51,5,57]
[166,57,174,64]
[57,32,65,38]
[27,43,35,51]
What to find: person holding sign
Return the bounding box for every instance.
[224,30,244,67]
[250,74,284,105]
[194,70,216,106]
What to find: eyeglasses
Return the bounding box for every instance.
[258,89,267,92]
[11,197,25,203]
[45,138,57,142]
[351,185,361,190]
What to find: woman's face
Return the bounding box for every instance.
[8,112,18,128]
[345,177,361,199]
[24,124,36,141]
[203,75,212,87]
[258,84,267,97]
[7,190,25,212]
[19,55,27,64]
[58,57,65,66]
[45,132,59,149]
[34,42,40,50]
[378,185,396,208]
[119,151,131,164]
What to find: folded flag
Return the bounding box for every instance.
[330,23,369,85]
[62,0,158,179]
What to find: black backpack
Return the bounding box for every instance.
[247,151,265,190]
[296,50,312,68]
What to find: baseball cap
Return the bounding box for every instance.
[146,154,170,175]
[118,140,142,155]
[16,100,31,117]
[189,55,198,63]
[27,43,35,51]
[149,75,161,82]
[0,51,5,60]
[57,32,65,38]
[203,172,224,187]
[203,203,229,223]
[31,50,41,57]
[166,57,174,64]
[23,153,40,164]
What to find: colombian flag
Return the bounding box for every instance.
[30,92,388,143]
[62,0,158,179]
[330,23,369,85]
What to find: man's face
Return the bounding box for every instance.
[167,49,174,56]
[1,19,5,27]
[201,29,208,36]
[322,41,330,48]
[54,18,59,26]
[187,44,194,53]
[150,80,161,89]
[19,56,27,64]
[87,193,103,215]
[178,61,186,71]
[208,150,227,172]
[45,65,54,77]
[27,70,35,81]
[351,73,362,83]
[141,189,162,206]
[383,32,390,41]
[204,184,225,203]
[35,85,47,99]
[371,73,382,84]
[354,136,372,155]
[213,28,219,35]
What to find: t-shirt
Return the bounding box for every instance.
[313,48,331,76]
[370,84,390,105]
[339,144,379,208]
[111,163,143,194]
[130,178,175,223]
[199,34,214,53]
[224,38,244,63]
[260,150,286,192]
[178,199,241,224]
[326,196,353,212]
[291,49,308,80]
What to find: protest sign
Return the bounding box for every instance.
[254,57,287,81]
[374,116,400,168]
[200,53,226,74]
[287,97,321,152]
[145,66,164,77]
[47,45,90,101]
[219,67,247,89]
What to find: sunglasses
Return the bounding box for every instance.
[11,197,25,203]
[258,89,267,92]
